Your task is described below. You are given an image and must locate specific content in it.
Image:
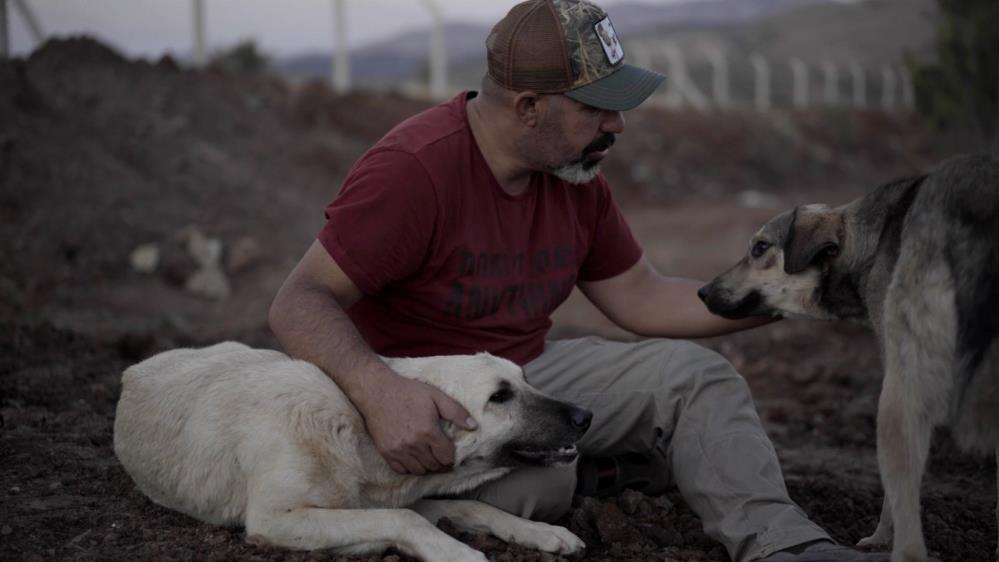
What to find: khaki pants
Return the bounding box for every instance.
[466,337,830,562]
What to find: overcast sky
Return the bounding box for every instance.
[6,0,699,59]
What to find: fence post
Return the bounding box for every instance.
[705,44,729,108]
[421,0,446,99]
[331,0,350,93]
[750,53,770,112]
[192,0,206,67]
[0,0,8,59]
[660,43,708,110]
[899,66,915,110]
[790,58,808,109]
[850,62,866,108]
[822,61,839,106]
[881,64,896,110]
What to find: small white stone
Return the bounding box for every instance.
[129,243,160,273]
[185,266,231,301]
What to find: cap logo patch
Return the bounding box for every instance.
[593,16,623,65]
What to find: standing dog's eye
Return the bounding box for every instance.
[751,240,771,258]
[489,387,514,404]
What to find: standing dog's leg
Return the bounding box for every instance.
[245,506,487,561]
[876,362,933,562]
[412,499,585,555]
[876,257,955,562]
[858,496,893,548]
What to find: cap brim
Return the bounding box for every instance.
[564,64,665,111]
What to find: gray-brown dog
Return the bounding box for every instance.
[698,154,998,562]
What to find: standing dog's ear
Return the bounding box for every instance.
[784,206,842,274]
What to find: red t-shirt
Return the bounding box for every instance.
[319,92,642,365]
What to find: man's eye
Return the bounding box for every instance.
[751,241,771,258]
[489,388,514,404]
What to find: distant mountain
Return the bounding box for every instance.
[274,0,831,85]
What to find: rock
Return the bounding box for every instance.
[129,243,160,273]
[225,235,261,274]
[177,225,222,268]
[184,265,230,300]
[591,500,643,545]
[652,495,675,513]
[618,488,645,515]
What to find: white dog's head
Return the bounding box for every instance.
[385,352,592,470]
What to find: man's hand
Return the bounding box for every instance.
[357,372,478,475]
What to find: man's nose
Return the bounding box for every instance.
[601,110,624,134]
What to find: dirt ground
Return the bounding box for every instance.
[1,38,995,561]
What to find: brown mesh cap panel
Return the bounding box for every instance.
[487,0,574,92]
[486,0,665,109]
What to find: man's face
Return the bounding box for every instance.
[527,96,625,185]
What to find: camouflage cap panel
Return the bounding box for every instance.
[552,0,623,89]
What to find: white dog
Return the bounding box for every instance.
[113,342,591,561]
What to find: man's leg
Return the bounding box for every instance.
[466,336,830,562]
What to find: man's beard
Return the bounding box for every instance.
[552,133,616,185]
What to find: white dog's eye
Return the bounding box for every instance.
[489,387,514,404]
[751,240,771,258]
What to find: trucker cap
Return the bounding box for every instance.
[486,0,665,111]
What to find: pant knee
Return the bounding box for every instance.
[468,465,576,523]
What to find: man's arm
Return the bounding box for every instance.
[578,255,773,338]
[269,240,476,475]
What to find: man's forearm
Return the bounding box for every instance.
[639,276,775,338]
[268,280,396,408]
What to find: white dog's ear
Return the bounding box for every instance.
[784,207,841,274]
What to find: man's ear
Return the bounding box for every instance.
[513,91,541,127]
[784,206,842,274]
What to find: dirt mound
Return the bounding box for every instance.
[1,37,993,562]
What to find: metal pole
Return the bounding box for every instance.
[331,0,350,93]
[421,0,446,99]
[749,54,770,112]
[192,0,206,67]
[899,66,915,110]
[11,0,43,43]
[1,1,8,59]
[790,58,808,109]
[822,61,839,106]
[851,62,866,109]
[705,45,729,109]
[660,44,708,110]
[881,65,896,111]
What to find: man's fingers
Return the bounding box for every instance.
[410,442,444,472]
[427,432,456,468]
[432,391,477,431]
[387,459,408,475]
[396,454,427,475]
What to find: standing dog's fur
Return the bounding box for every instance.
[698,154,999,562]
[114,342,591,561]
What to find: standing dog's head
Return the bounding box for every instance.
[386,353,592,471]
[697,204,846,320]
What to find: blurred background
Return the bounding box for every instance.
[2,1,997,561]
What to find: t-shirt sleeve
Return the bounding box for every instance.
[318,149,437,295]
[577,177,643,282]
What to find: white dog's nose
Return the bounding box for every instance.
[569,407,592,432]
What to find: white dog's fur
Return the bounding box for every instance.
[113,342,586,561]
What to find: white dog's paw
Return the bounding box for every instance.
[513,522,585,555]
[857,530,892,548]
